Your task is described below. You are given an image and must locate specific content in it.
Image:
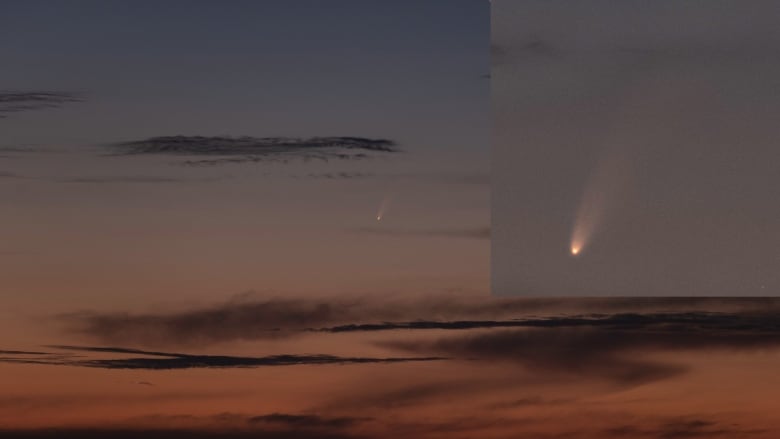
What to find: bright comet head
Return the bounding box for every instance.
[571,245,581,256]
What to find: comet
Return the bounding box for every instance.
[568,74,672,256]
[569,138,637,257]
[376,194,392,221]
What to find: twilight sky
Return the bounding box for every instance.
[493,0,780,296]
[0,0,489,332]
[4,3,780,438]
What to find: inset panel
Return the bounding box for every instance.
[492,1,780,296]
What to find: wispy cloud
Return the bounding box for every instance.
[381,312,780,387]
[109,136,399,166]
[59,296,780,347]
[0,350,49,355]
[0,91,83,118]
[320,310,780,333]
[0,345,442,370]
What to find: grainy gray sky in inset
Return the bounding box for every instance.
[493,0,780,296]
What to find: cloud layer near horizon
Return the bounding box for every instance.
[0,412,767,439]
[5,297,780,438]
[59,296,780,346]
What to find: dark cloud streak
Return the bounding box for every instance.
[0,92,82,118]
[321,311,780,333]
[382,315,780,386]
[0,345,442,370]
[61,296,780,347]
[110,136,399,166]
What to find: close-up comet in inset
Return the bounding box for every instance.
[567,76,669,257]
[569,136,636,257]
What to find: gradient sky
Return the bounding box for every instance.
[0,0,489,331]
[4,3,780,438]
[493,0,780,296]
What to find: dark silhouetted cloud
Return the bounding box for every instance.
[382,312,780,386]
[109,136,399,165]
[60,296,780,347]
[49,299,780,391]
[0,92,82,118]
[0,345,442,370]
[384,329,686,386]
[320,310,780,333]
